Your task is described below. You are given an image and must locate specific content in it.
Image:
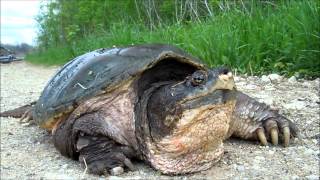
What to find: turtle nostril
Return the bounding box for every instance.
[216,67,230,75]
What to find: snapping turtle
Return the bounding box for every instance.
[0,44,298,175]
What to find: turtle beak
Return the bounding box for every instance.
[210,67,236,90]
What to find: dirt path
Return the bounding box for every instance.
[1,61,319,179]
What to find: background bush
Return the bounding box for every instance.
[28,0,320,78]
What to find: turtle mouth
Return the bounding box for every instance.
[180,89,228,110]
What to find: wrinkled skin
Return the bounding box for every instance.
[0,44,298,175]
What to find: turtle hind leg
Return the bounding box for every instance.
[0,101,35,118]
[228,91,298,147]
[0,101,36,125]
[53,113,136,175]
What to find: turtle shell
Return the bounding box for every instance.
[34,44,207,129]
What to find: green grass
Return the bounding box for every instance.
[27,1,320,78]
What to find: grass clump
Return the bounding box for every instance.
[27,1,320,78]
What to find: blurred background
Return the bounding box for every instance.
[1,0,319,78]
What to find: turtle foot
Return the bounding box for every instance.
[53,113,137,175]
[255,116,298,147]
[231,91,299,147]
[20,109,36,126]
[77,134,135,175]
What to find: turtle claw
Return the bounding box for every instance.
[21,120,36,127]
[123,157,135,171]
[256,128,268,146]
[20,109,33,124]
[258,117,297,147]
[20,111,36,127]
[283,127,290,147]
[270,128,279,145]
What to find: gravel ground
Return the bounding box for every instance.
[1,61,319,180]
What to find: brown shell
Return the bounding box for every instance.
[33,44,207,129]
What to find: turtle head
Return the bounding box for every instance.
[148,66,236,138]
[180,67,235,100]
[162,67,236,108]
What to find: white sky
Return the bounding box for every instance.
[1,0,41,45]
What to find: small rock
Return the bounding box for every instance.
[2,165,10,169]
[27,172,35,176]
[268,150,275,155]
[61,164,68,169]
[43,173,73,180]
[268,74,282,82]
[109,176,123,180]
[291,175,299,180]
[27,137,34,144]
[312,139,318,144]
[304,149,316,156]
[234,76,241,81]
[254,156,265,161]
[236,165,245,172]
[251,165,266,172]
[22,123,31,127]
[284,99,306,110]
[306,175,319,180]
[288,76,297,83]
[245,84,258,90]
[302,81,310,87]
[261,75,270,83]
[110,166,124,176]
[264,85,276,90]
[236,81,247,87]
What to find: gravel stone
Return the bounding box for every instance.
[236,165,245,172]
[303,149,317,156]
[110,167,124,176]
[261,75,270,83]
[284,99,306,110]
[291,175,299,180]
[61,164,69,169]
[268,150,275,155]
[268,73,282,82]
[288,76,297,83]
[1,62,319,179]
[306,175,319,180]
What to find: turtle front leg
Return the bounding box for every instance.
[227,91,299,147]
[53,113,136,175]
[76,133,135,175]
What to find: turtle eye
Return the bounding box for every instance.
[191,70,207,86]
